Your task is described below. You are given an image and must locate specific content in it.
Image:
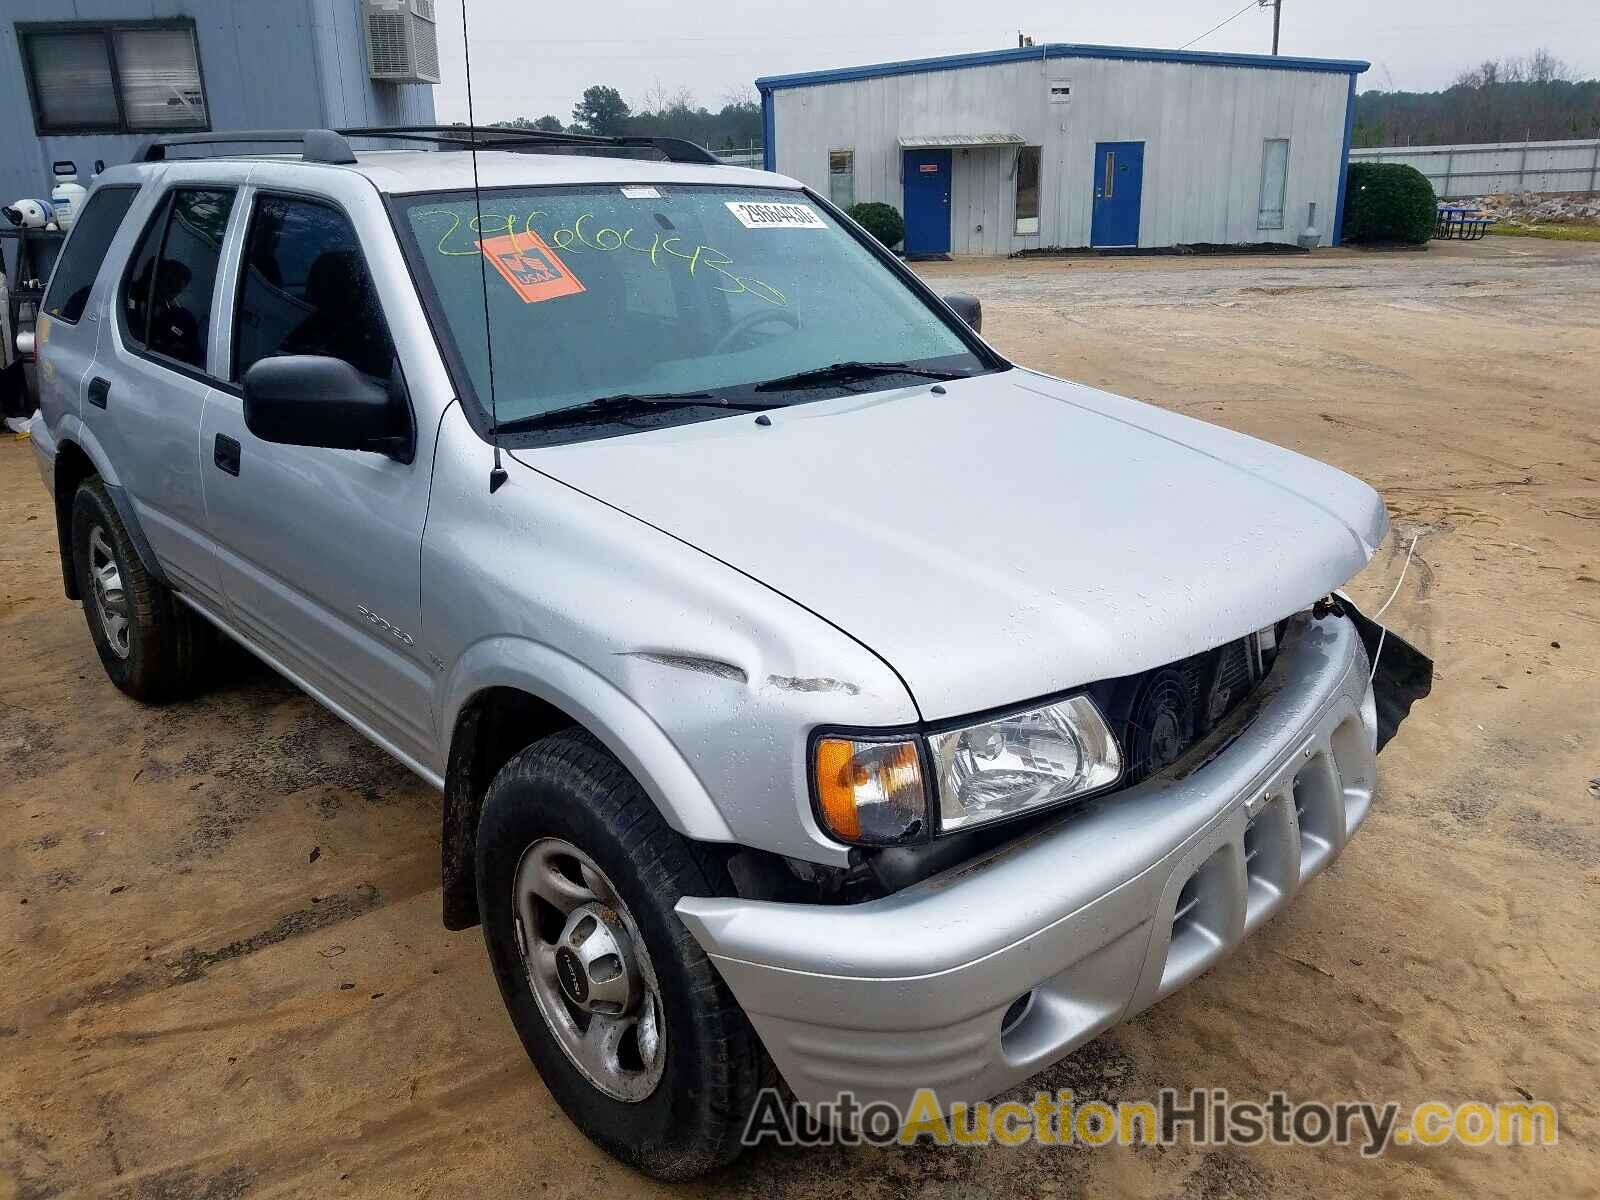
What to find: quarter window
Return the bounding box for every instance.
[829,149,856,209]
[234,196,395,384]
[42,186,138,324]
[120,188,236,370]
[17,20,208,135]
[1015,146,1041,236]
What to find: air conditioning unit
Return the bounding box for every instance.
[362,0,440,85]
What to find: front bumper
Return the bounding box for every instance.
[677,612,1377,1115]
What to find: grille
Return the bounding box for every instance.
[366,11,412,76]
[1102,634,1266,786]
[413,14,440,80]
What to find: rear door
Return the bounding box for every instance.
[92,170,247,608]
[199,175,438,771]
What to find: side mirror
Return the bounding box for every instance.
[943,292,982,334]
[242,355,411,460]
[15,330,35,356]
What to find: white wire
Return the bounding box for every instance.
[1369,531,1420,680]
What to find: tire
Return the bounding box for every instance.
[476,729,768,1180]
[70,477,212,703]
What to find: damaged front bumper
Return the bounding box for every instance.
[677,610,1427,1117]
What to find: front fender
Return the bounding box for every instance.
[440,635,737,843]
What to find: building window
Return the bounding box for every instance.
[17,20,209,135]
[1015,146,1041,236]
[829,150,855,209]
[1258,138,1290,230]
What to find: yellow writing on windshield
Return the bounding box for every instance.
[414,208,788,307]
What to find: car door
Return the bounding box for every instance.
[92,174,246,609]
[199,177,439,773]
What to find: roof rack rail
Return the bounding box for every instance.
[133,126,724,167]
[338,125,723,165]
[137,129,357,165]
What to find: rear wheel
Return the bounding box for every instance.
[475,729,767,1180]
[70,477,212,703]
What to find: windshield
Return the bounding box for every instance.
[394,184,989,437]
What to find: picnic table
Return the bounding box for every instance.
[1435,204,1493,241]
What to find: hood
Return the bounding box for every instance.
[514,369,1387,720]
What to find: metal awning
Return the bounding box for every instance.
[897,133,1024,148]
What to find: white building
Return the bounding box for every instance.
[757,44,1368,256]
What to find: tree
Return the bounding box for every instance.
[571,85,632,136]
[493,115,566,133]
[1354,48,1595,147]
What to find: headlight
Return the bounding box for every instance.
[812,735,928,845]
[928,695,1122,833]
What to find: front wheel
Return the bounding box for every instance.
[475,729,768,1180]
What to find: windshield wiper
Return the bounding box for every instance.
[753,361,970,393]
[494,391,772,434]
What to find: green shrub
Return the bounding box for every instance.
[1341,162,1437,244]
[847,201,905,249]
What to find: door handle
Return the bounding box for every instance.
[213,433,241,477]
[87,377,110,409]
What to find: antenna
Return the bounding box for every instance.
[459,0,507,493]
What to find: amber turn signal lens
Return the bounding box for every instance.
[813,736,928,845]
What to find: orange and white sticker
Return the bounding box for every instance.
[477,230,585,304]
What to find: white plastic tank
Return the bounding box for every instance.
[50,161,87,233]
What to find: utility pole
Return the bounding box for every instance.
[1259,0,1282,54]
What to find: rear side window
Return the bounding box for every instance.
[42,185,138,323]
[135,189,236,369]
[120,188,235,369]
[234,195,394,383]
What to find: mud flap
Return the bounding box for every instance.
[1336,596,1433,753]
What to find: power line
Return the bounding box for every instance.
[1179,0,1261,51]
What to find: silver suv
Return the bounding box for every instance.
[29,127,1428,1179]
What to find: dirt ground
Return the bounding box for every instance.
[4,237,1598,1199]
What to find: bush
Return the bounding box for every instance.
[1341,162,1436,245]
[847,201,905,249]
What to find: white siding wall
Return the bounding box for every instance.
[772,56,1353,253]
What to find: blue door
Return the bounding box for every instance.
[902,149,952,255]
[1091,141,1145,247]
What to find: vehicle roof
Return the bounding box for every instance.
[99,150,799,196]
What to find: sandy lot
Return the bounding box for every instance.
[4,238,1598,1199]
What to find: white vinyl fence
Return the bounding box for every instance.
[1350,139,1600,198]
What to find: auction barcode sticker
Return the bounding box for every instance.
[725,201,826,229]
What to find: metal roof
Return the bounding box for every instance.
[757,43,1371,92]
[898,133,1025,148]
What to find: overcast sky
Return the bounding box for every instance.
[431,0,1599,125]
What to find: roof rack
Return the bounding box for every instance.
[135,126,723,167]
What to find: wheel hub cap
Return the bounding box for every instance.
[87,525,130,660]
[512,838,666,1103]
[552,903,639,1015]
